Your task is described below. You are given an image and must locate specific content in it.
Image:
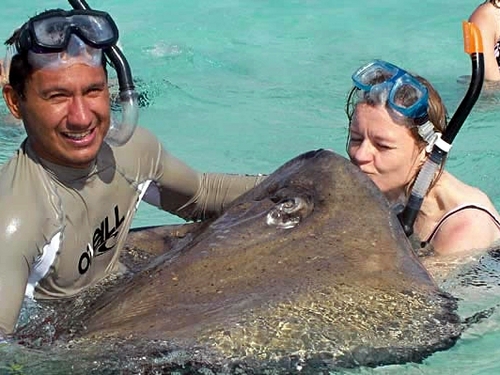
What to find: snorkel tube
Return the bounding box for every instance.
[398,21,484,237]
[68,0,139,146]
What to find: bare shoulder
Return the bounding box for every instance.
[432,204,500,255]
[469,2,498,33]
[460,184,498,214]
[430,172,500,254]
[469,2,495,22]
[444,172,497,211]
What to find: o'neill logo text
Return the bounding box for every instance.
[78,205,125,275]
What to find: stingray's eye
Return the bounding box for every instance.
[266,197,313,229]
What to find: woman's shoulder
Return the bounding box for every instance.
[439,171,492,206]
[431,205,500,255]
[470,2,498,27]
[424,171,500,254]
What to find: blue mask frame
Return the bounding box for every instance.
[352,59,429,121]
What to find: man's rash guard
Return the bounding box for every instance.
[0,126,265,334]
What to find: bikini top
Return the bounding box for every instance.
[494,4,500,66]
[424,204,500,243]
[495,40,500,67]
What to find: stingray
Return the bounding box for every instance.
[11,149,462,374]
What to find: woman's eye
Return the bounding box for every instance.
[377,143,393,150]
[350,137,362,144]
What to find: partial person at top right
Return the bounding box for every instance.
[469,0,500,81]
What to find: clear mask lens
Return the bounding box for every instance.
[27,34,102,70]
[32,14,115,48]
[353,60,399,90]
[352,60,429,120]
[388,76,428,119]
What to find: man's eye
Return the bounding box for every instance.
[89,87,103,94]
[48,93,66,100]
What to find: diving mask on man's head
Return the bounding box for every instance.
[352,60,429,123]
[15,9,118,70]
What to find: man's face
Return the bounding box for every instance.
[12,63,110,168]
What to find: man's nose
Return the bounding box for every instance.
[67,96,92,128]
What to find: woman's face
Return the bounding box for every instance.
[347,103,425,202]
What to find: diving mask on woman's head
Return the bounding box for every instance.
[15,9,119,70]
[352,60,429,123]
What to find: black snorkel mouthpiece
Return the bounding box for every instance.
[398,21,484,237]
[68,0,139,146]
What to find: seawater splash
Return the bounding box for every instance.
[15,298,58,347]
[0,299,70,375]
[438,247,500,320]
[144,42,186,59]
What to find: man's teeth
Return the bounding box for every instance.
[64,130,91,140]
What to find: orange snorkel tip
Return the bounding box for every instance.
[462,21,484,55]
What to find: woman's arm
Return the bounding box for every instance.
[469,4,500,81]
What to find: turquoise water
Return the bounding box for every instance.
[1,0,500,373]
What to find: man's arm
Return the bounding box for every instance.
[469,5,500,81]
[121,126,266,221]
[152,150,265,221]
[138,135,265,220]
[0,217,32,336]
[0,257,30,335]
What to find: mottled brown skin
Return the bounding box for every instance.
[15,149,462,372]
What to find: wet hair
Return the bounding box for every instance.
[4,9,107,98]
[345,73,448,151]
[344,70,449,196]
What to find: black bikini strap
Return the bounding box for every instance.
[425,204,500,244]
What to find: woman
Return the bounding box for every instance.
[345,59,500,256]
[469,0,500,81]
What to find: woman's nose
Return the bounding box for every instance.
[350,140,374,165]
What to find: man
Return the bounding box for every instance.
[0,8,264,340]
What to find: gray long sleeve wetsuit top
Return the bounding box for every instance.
[0,126,265,335]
